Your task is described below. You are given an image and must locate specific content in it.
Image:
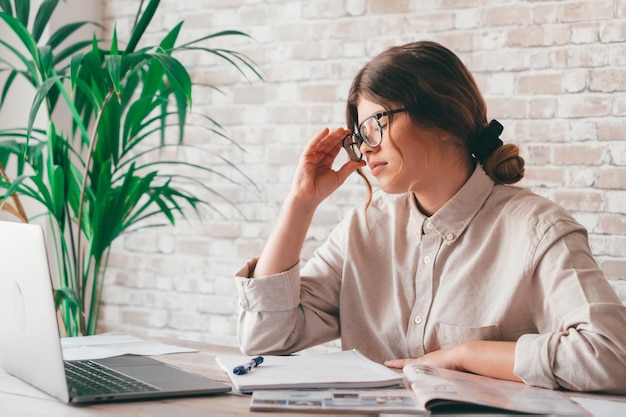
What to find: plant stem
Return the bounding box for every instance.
[75,88,114,334]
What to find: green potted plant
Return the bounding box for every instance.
[0,0,260,336]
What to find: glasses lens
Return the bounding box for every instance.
[358,116,382,147]
[342,134,362,162]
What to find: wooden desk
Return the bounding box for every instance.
[2,338,624,416]
[0,339,379,417]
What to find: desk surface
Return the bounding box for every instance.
[0,339,382,417]
[1,338,624,416]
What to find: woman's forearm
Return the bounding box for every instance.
[252,195,317,278]
[457,341,521,382]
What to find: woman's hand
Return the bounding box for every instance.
[289,127,365,208]
[384,345,463,371]
[384,341,522,383]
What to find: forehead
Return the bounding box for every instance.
[355,97,386,121]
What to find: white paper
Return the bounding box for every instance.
[60,333,196,360]
[570,396,626,417]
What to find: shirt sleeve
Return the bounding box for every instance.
[234,221,347,356]
[513,219,626,393]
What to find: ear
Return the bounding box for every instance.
[437,131,452,142]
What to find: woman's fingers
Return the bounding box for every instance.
[384,358,418,369]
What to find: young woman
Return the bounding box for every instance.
[234,41,626,393]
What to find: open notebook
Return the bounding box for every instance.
[216,349,404,393]
[0,221,231,403]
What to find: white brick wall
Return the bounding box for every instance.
[99,0,626,345]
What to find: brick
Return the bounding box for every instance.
[437,32,479,53]
[558,96,612,118]
[562,70,587,93]
[589,69,626,93]
[561,1,613,22]
[571,23,600,44]
[516,73,562,94]
[484,5,532,26]
[523,167,565,187]
[566,166,597,187]
[525,49,552,70]
[405,12,455,32]
[299,84,339,102]
[609,44,626,67]
[553,190,605,212]
[598,214,626,235]
[599,21,626,43]
[606,191,626,213]
[455,8,482,30]
[553,144,606,165]
[595,168,626,190]
[484,97,527,118]
[471,49,526,72]
[602,260,626,280]
[507,26,545,47]
[370,0,410,13]
[523,145,552,165]
[528,98,556,119]
[532,5,559,24]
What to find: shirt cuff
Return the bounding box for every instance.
[514,333,559,389]
[235,258,301,312]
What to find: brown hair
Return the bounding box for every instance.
[346,41,525,202]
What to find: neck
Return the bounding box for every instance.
[413,160,475,216]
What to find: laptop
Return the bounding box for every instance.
[0,220,231,403]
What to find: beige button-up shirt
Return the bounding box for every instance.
[235,166,626,392]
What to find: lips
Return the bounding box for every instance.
[368,160,386,176]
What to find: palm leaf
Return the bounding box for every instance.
[26,75,63,143]
[47,20,94,49]
[0,0,13,15]
[0,12,39,69]
[32,0,58,42]
[126,0,159,54]
[14,0,29,26]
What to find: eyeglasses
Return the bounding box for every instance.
[342,108,407,162]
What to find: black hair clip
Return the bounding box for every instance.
[471,119,503,162]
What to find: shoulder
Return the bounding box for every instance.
[339,191,412,234]
[484,184,586,237]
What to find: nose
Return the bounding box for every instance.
[359,140,377,156]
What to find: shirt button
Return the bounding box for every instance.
[423,255,431,264]
[414,315,423,324]
[445,232,454,241]
[425,222,434,230]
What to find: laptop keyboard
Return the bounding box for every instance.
[65,360,160,395]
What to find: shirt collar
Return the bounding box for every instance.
[412,165,495,243]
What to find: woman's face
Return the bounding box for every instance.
[356,98,440,194]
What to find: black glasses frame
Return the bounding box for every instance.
[342,108,407,162]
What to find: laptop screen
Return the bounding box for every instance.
[0,221,71,402]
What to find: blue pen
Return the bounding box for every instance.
[232,356,264,375]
